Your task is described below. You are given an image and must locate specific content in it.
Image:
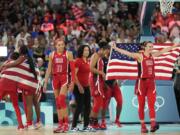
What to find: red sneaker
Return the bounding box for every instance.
[114,120,122,127]
[90,123,101,130]
[53,125,64,133]
[141,126,148,133]
[150,123,159,132]
[100,121,107,130]
[17,125,24,131]
[63,123,69,132]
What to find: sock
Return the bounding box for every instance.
[58,119,63,126]
[141,122,146,128]
[27,121,32,125]
[151,120,156,127]
[64,117,69,124]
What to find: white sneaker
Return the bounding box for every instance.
[71,127,79,132]
[82,126,96,132]
[34,122,43,130]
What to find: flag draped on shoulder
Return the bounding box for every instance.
[106,43,180,80]
[0,61,39,93]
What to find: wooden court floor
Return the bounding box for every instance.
[0,124,180,135]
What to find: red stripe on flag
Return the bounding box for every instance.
[3,71,38,83]
[108,62,137,67]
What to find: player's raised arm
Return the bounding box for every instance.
[152,43,180,57]
[111,42,142,62]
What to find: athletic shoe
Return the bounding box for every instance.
[83,126,96,132]
[141,126,148,133]
[34,121,43,130]
[24,124,34,130]
[53,125,64,133]
[17,125,24,131]
[96,122,103,130]
[63,123,69,132]
[114,120,122,127]
[71,127,79,132]
[100,121,107,130]
[150,123,159,132]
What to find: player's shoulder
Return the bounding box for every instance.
[49,51,56,59]
[66,50,73,55]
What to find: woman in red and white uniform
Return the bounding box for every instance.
[89,41,109,130]
[112,41,179,133]
[44,39,75,133]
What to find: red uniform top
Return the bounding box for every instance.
[90,57,104,96]
[52,51,68,75]
[75,58,90,87]
[138,52,155,79]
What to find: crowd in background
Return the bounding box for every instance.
[0,1,179,65]
[151,2,180,43]
[0,0,140,67]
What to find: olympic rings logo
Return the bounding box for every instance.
[132,96,165,112]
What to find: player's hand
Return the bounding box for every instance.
[99,71,106,80]
[111,42,116,49]
[78,84,84,94]
[43,82,48,93]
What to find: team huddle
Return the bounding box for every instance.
[0,39,179,133]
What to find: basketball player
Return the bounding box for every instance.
[0,52,24,130]
[1,45,38,129]
[89,41,109,130]
[43,39,75,133]
[101,46,123,129]
[112,41,179,133]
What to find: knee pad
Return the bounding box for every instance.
[57,94,67,109]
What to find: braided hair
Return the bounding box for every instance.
[19,45,37,80]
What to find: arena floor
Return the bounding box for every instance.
[0,124,180,135]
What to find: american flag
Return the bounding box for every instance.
[106,43,180,80]
[0,61,42,101]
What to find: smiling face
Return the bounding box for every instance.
[83,46,90,58]
[55,40,65,53]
